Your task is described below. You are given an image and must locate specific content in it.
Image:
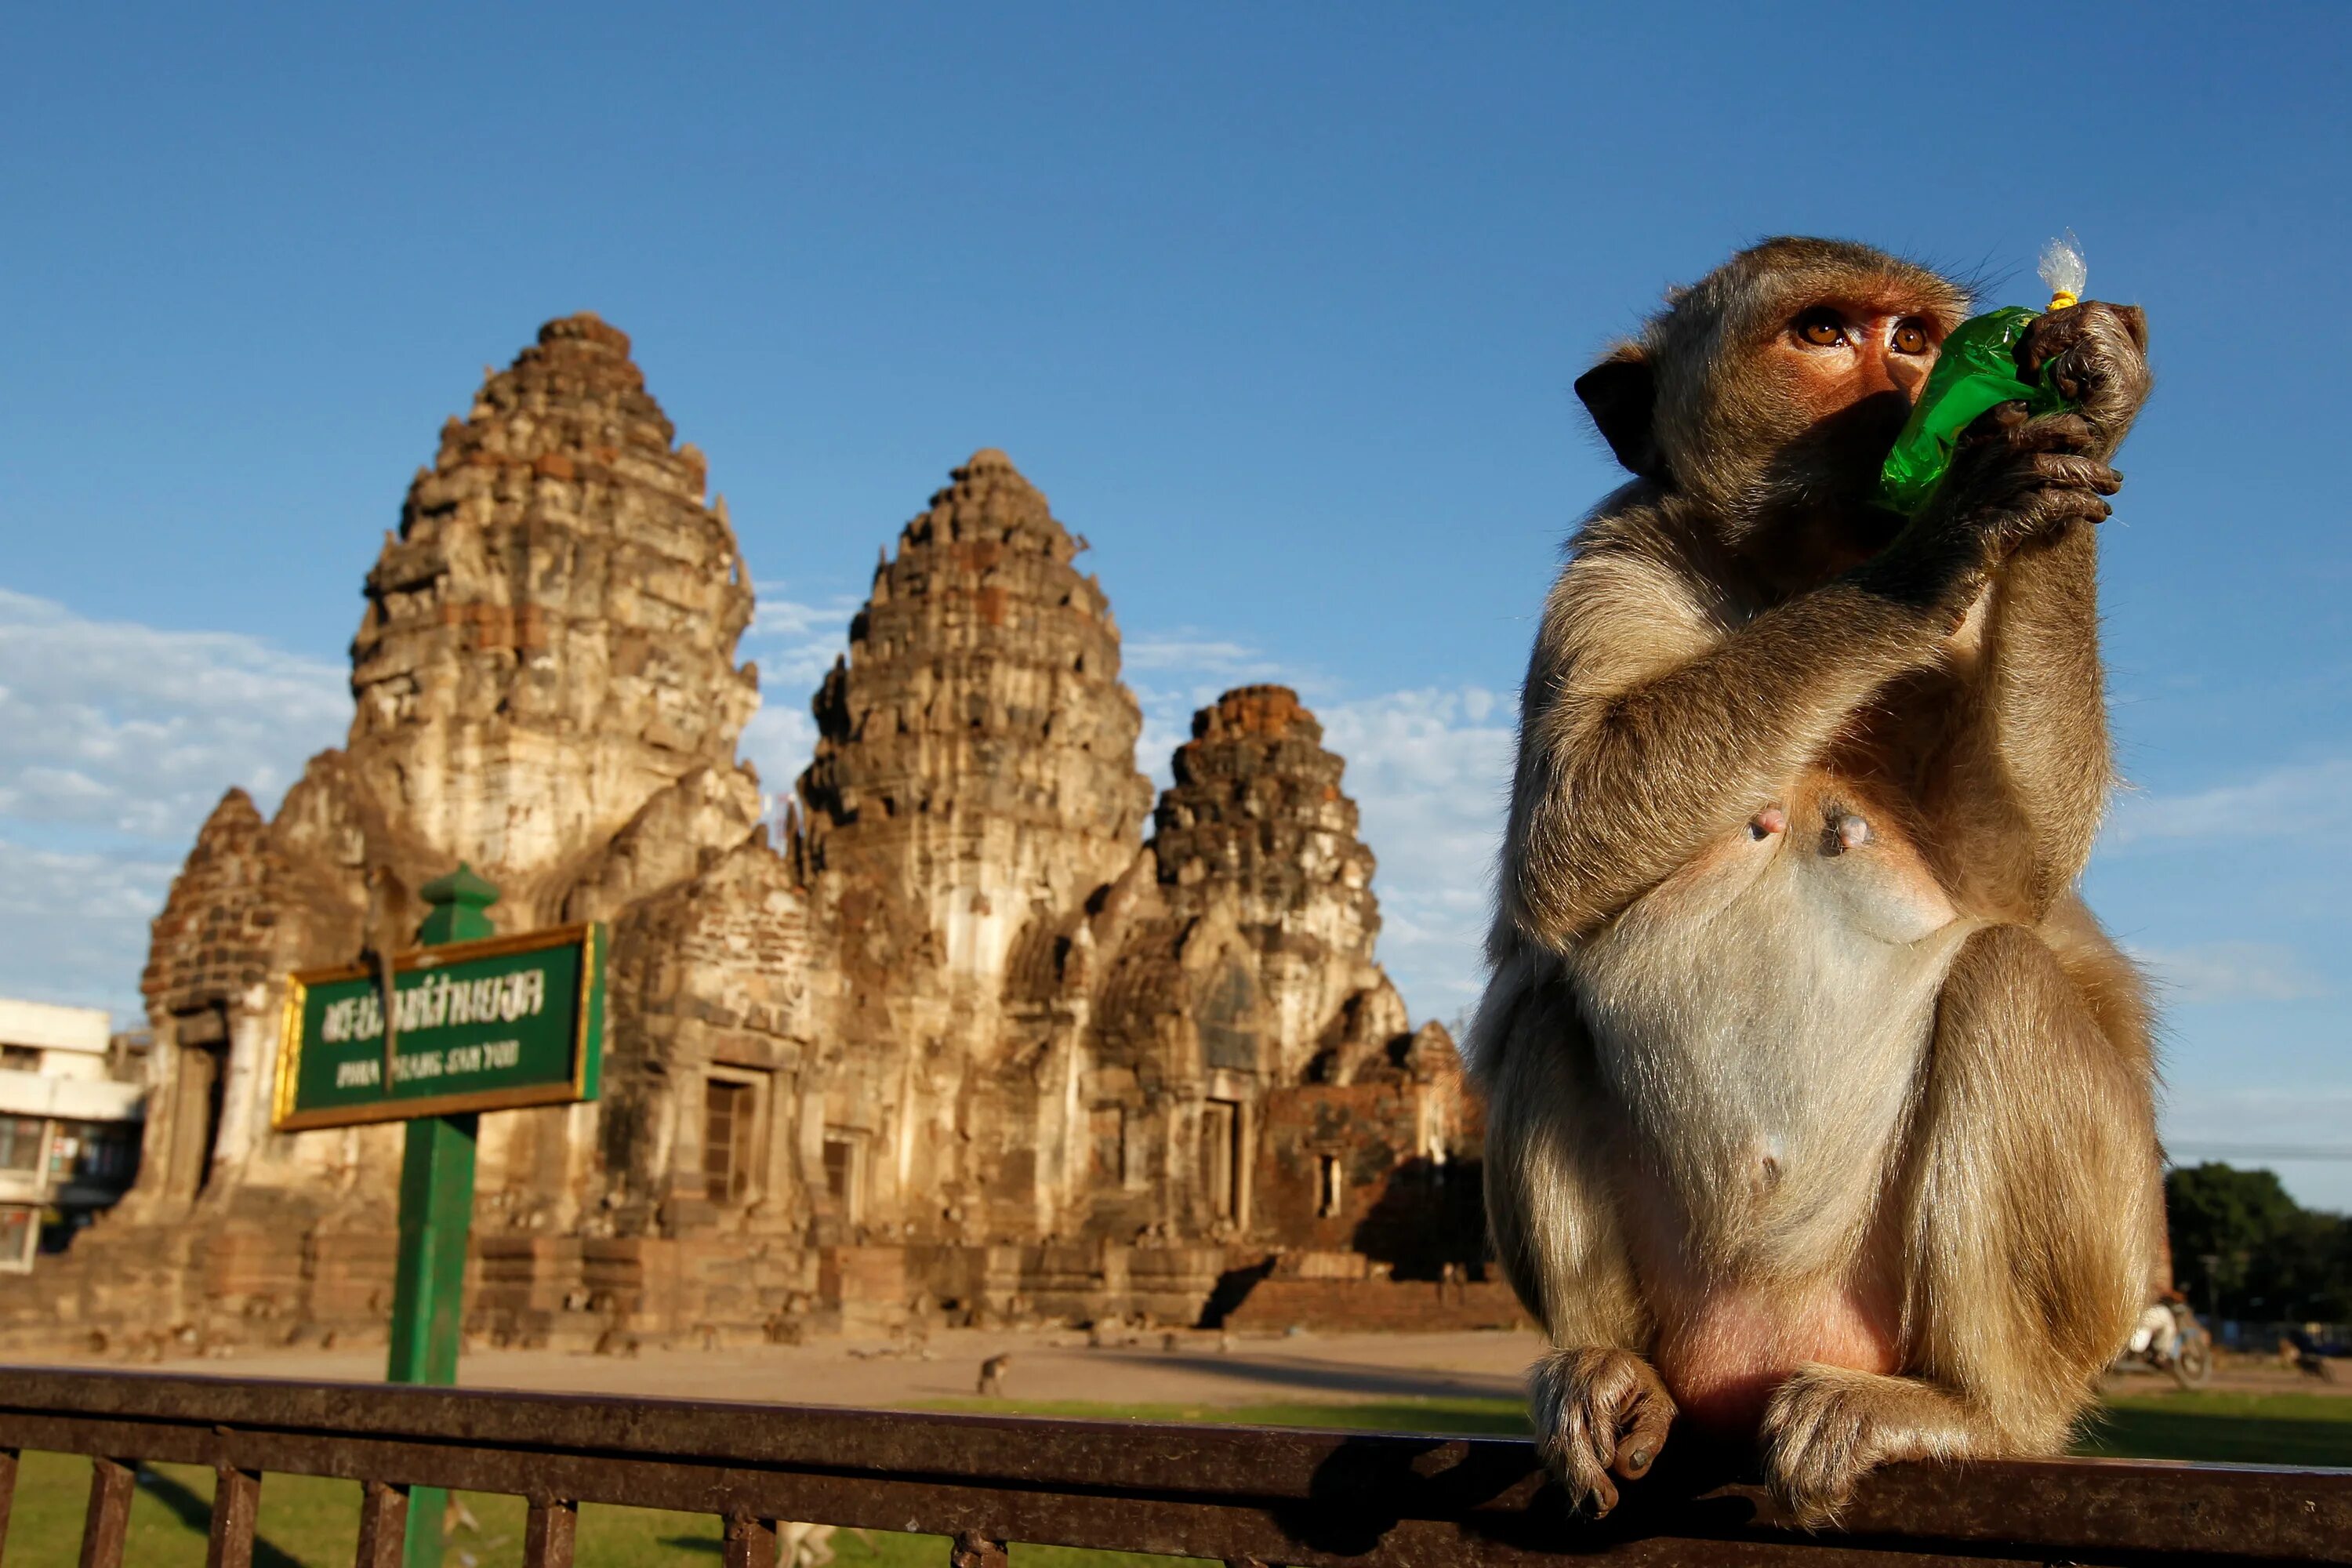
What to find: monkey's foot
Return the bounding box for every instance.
[1528,1346,1675,1518]
[1759,1366,1978,1528]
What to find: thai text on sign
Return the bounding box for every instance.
[273,924,605,1131]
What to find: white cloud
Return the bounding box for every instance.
[1124,630,1513,1027]
[0,588,352,1015]
[742,583,862,697]
[2132,941,2332,1004]
[1122,634,1287,680]
[735,582,862,816]
[2104,757,2352,850]
[0,587,350,842]
[0,841,180,1019]
[1318,687,1514,1022]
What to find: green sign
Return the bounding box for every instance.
[273,924,605,1131]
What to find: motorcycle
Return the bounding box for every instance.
[2118,1297,2213,1388]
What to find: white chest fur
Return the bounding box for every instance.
[1566,793,1976,1281]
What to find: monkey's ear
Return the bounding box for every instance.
[1574,345,1663,479]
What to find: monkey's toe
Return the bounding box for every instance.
[1529,1346,1676,1518]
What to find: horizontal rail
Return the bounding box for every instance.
[0,1367,2347,1566]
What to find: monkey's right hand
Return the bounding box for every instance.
[1528,1346,1676,1518]
[1871,407,2121,617]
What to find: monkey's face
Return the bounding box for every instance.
[1771,296,1943,444]
[1577,240,1966,543]
[1738,286,1954,518]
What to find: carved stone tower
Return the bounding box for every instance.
[347,313,761,925]
[797,448,1151,992]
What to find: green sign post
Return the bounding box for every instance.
[274,865,604,1568]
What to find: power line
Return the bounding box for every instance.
[2167,1144,2352,1163]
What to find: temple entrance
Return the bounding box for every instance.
[167,1008,229,1203]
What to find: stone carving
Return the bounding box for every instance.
[0,319,1483,1354]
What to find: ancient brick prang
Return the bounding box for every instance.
[1151,685,1385,1082]
[349,311,760,924]
[6,328,1483,1359]
[799,449,1150,983]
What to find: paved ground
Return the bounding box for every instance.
[22,1327,1546,1410]
[17,1326,2343,1408]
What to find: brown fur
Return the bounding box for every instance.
[1467,238,2161,1523]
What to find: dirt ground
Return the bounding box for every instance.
[16,1324,2346,1409]
[16,1326,1541,1409]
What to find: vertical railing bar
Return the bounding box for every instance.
[0,1445,18,1558]
[206,1465,263,1568]
[523,1497,576,1568]
[354,1479,409,1568]
[721,1512,777,1568]
[77,1457,136,1568]
[950,1530,1010,1568]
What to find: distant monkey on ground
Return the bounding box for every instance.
[1466,238,2160,1523]
[977,1352,1012,1396]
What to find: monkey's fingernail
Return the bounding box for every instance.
[1627,1448,1650,1473]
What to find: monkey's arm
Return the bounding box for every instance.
[1934,304,2152,916]
[1503,528,1951,944]
[1929,520,2111,919]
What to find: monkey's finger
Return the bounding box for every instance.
[2111,303,2150,352]
[2024,452,2123,496]
[2000,489,2112,546]
[2016,307,2087,376]
[1955,401,2034,448]
[1610,1390,1675,1481]
[2004,411,2100,455]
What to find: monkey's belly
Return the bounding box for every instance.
[1651,1278,1900,1435]
[1567,777,1976,1425]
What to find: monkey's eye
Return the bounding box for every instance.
[1891,320,1929,355]
[1794,309,1846,347]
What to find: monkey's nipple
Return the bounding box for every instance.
[1824,812,1873,855]
[1747,804,1788,841]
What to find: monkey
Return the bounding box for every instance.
[1464,238,2161,1524]
[361,863,412,1093]
[976,1352,1012,1396]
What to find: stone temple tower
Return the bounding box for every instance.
[1151,684,1388,1082]
[798,449,1152,996]
[0,330,1488,1356]
[794,449,1153,1243]
[348,313,762,926]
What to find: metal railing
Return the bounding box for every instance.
[0,1366,2347,1567]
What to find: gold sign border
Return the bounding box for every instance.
[272,924,601,1132]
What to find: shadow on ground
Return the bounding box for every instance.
[135,1467,309,1568]
[1082,1350,1522,1403]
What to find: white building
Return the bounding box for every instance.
[0,999,145,1272]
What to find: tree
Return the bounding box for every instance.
[2165,1163,2352,1322]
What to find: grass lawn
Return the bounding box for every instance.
[2,1390,2344,1565]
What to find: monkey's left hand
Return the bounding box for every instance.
[2017,301,2151,459]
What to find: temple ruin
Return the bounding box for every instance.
[0,315,1508,1355]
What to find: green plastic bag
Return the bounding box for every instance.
[1873,233,2088,517]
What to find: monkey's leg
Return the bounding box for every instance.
[1476,968,1663,1515]
[1759,924,2159,1525]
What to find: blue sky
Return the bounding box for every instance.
[3,4,2347,1202]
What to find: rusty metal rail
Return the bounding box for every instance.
[0,1367,2347,1567]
